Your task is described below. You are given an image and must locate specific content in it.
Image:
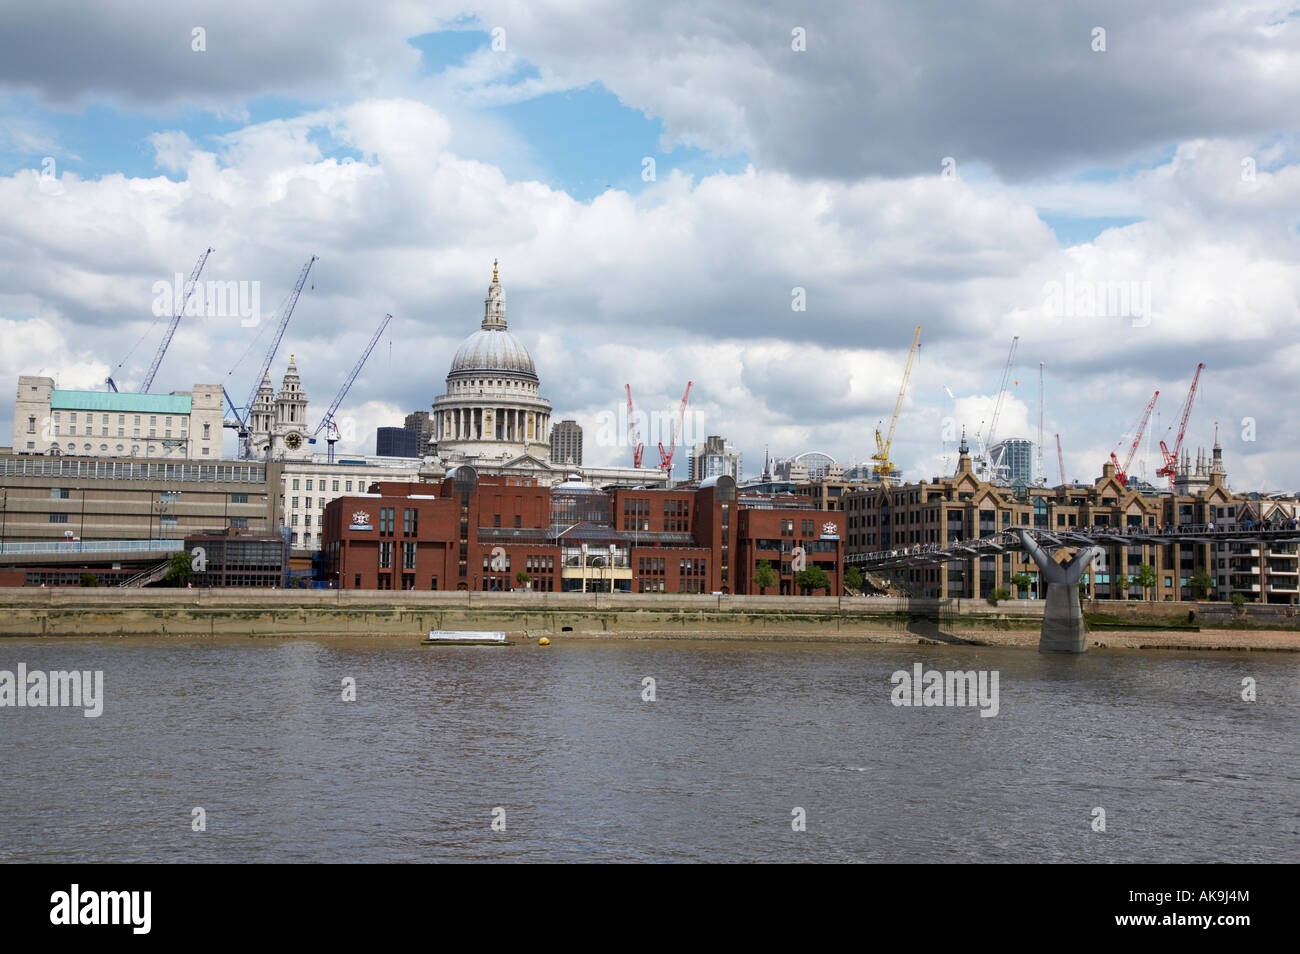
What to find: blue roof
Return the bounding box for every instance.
[51,390,192,414]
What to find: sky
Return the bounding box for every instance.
[1,1,1299,490]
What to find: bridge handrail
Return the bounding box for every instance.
[0,539,185,556]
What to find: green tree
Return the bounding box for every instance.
[79,572,99,587]
[163,551,193,587]
[515,571,531,590]
[1230,592,1248,610]
[1008,572,1032,598]
[1135,563,1158,601]
[844,565,864,593]
[987,587,1010,606]
[753,559,779,595]
[1189,568,1213,600]
[1113,573,1131,600]
[794,566,831,594]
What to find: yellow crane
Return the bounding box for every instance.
[872,325,921,485]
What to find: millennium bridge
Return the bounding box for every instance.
[847,525,1300,653]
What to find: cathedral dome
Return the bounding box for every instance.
[450,328,537,379]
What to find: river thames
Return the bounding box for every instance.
[1,637,1296,863]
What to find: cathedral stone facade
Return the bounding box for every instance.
[249,355,312,460]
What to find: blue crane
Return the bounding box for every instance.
[313,312,392,463]
[106,247,213,393]
[221,255,317,458]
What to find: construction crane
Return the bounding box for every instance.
[313,313,392,463]
[657,381,693,478]
[974,335,1019,479]
[106,247,213,392]
[1055,433,1066,487]
[1156,363,1204,488]
[625,384,645,467]
[139,247,214,393]
[1110,389,1159,487]
[871,325,921,485]
[224,255,318,458]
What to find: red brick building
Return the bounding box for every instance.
[321,469,842,595]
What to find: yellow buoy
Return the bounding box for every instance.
[538,637,551,646]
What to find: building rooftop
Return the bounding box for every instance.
[50,390,192,414]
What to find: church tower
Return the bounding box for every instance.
[270,355,311,459]
[249,371,275,455]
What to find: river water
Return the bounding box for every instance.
[0,636,1296,863]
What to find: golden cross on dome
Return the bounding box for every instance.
[492,258,499,282]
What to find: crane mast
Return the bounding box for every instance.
[1110,389,1159,487]
[872,325,921,485]
[1156,363,1204,488]
[1055,433,1066,487]
[314,313,392,463]
[657,381,692,479]
[625,384,645,467]
[138,247,214,393]
[233,255,317,458]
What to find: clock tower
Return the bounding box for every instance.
[268,354,312,460]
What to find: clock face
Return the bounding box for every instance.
[286,432,302,450]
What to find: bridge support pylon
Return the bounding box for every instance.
[1012,529,1101,653]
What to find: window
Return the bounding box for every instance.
[231,493,249,504]
[26,416,35,433]
[160,515,178,526]
[380,542,393,568]
[346,481,353,492]
[306,480,313,491]
[50,488,71,499]
[333,480,339,492]
[305,498,312,509]
[292,480,300,490]
[230,517,248,529]
[304,515,312,527]
[48,513,69,523]
[203,423,210,439]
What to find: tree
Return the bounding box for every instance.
[79,572,99,587]
[515,571,532,590]
[987,587,1010,606]
[163,551,193,587]
[1008,572,1032,598]
[844,565,864,593]
[753,559,779,595]
[794,566,831,594]
[1113,573,1131,600]
[1189,568,1213,600]
[1135,563,1157,601]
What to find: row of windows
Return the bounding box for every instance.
[46,442,210,456]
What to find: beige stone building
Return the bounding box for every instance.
[843,436,1298,604]
[13,376,225,460]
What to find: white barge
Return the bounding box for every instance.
[422,630,510,646]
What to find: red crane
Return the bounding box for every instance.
[1055,433,1066,487]
[657,381,693,477]
[1156,363,1204,488]
[1110,389,1159,487]
[625,384,645,468]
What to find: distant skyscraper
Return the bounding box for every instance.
[688,435,742,482]
[404,410,433,455]
[550,419,583,466]
[376,426,420,458]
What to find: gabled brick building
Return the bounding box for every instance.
[321,469,843,595]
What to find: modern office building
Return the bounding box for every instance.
[376,427,420,458]
[687,435,742,482]
[404,411,434,455]
[550,419,583,466]
[13,376,225,460]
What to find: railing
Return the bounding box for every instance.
[0,539,185,555]
[0,458,266,483]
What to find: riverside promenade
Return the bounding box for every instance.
[0,588,1297,650]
